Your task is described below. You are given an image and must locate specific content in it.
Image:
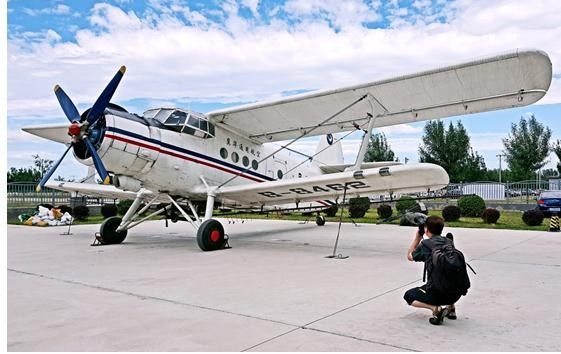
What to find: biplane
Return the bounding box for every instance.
[22,49,552,250]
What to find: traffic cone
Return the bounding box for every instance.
[549,215,560,232]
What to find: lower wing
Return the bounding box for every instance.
[213,163,448,205]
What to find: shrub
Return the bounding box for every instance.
[56,205,73,215]
[73,205,90,221]
[396,196,417,213]
[522,209,544,226]
[457,195,486,217]
[377,204,393,219]
[482,208,500,224]
[101,204,118,218]
[325,205,338,217]
[117,200,134,215]
[442,205,461,222]
[348,197,370,218]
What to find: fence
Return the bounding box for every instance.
[7,182,116,207]
[446,179,557,203]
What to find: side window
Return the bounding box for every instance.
[277,170,283,179]
[251,160,258,170]
[220,148,228,159]
[232,152,239,163]
[242,156,249,167]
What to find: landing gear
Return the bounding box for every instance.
[316,215,326,226]
[99,216,128,244]
[197,219,226,251]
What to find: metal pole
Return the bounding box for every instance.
[496,154,504,184]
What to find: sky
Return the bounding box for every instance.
[6,0,561,181]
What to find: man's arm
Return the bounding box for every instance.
[407,231,423,261]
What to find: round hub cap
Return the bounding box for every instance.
[210,230,221,242]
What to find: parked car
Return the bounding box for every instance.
[506,189,522,197]
[537,191,561,217]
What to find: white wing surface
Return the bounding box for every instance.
[213,163,448,205]
[44,180,162,202]
[207,50,552,143]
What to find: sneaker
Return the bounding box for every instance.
[446,305,457,320]
[429,306,448,325]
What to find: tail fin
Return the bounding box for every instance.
[313,134,344,166]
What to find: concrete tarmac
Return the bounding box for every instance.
[7,219,561,351]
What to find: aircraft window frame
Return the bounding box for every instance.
[251,160,258,170]
[242,156,250,167]
[232,152,239,163]
[220,148,228,159]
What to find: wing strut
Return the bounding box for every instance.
[217,94,369,189]
[348,93,390,171]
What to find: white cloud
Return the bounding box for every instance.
[23,4,71,16]
[7,1,561,122]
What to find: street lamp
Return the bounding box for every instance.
[496,154,504,184]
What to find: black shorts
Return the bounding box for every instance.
[403,285,459,306]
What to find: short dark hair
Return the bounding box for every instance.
[426,215,444,235]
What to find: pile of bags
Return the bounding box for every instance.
[19,205,74,226]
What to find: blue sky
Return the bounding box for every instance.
[6,0,561,180]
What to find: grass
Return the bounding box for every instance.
[8,208,552,232]
[216,208,551,232]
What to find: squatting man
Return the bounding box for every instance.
[404,216,462,325]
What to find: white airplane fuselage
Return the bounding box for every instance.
[83,109,325,202]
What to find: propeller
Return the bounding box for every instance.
[36,66,126,192]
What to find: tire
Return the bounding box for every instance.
[316,215,326,226]
[197,219,226,251]
[99,216,128,244]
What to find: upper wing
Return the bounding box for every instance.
[213,163,448,205]
[207,49,552,143]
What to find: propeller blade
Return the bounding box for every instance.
[54,85,81,122]
[84,138,111,185]
[86,66,126,125]
[36,144,73,192]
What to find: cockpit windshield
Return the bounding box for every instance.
[142,108,215,138]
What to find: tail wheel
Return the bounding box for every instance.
[316,215,326,226]
[99,216,128,244]
[197,219,226,251]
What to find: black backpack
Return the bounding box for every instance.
[424,238,475,299]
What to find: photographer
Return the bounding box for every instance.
[404,215,458,325]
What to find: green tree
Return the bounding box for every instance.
[364,132,396,162]
[502,114,551,181]
[7,155,54,183]
[418,120,486,182]
[553,140,561,175]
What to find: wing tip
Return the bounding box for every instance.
[119,65,127,74]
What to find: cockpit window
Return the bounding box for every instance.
[142,108,215,138]
[165,111,187,128]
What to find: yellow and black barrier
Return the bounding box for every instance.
[549,215,560,232]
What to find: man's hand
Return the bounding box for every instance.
[407,232,423,261]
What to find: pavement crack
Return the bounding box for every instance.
[302,327,419,352]
[7,268,298,328]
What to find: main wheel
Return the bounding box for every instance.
[99,216,128,244]
[316,215,326,226]
[197,219,226,251]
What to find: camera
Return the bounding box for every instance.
[418,223,425,236]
